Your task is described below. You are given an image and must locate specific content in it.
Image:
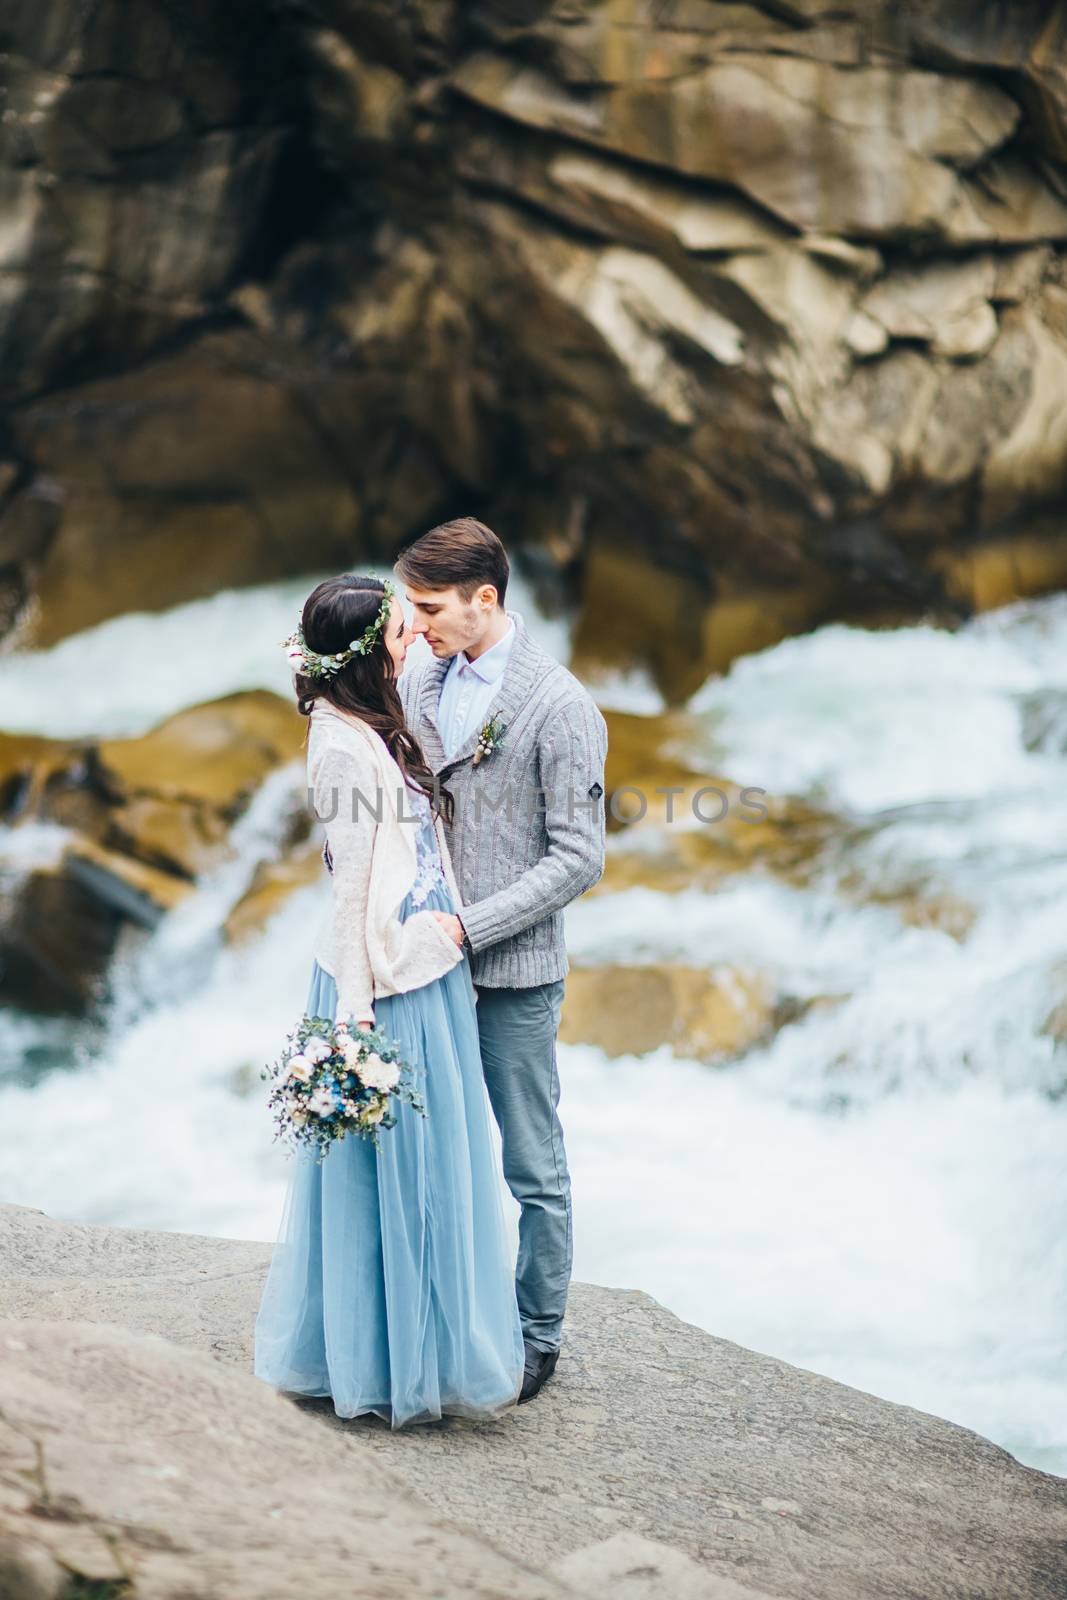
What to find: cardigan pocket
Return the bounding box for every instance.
[416,908,466,967]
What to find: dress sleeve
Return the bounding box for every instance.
[311,740,379,1026]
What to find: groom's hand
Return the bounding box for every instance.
[432,911,465,947]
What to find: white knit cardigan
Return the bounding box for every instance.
[307,700,464,1025]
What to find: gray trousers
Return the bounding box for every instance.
[474,978,571,1354]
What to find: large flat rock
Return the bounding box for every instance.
[1,1202,1065,1600]
[0,1316,580,1600]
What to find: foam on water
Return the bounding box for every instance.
[0,566,569,739]
[0,820,72,873]
[577,665,667,715]
[564,1044,1067,1476]
[687,599,1067,811]
[0,577,326,738]
[568,878,935,986]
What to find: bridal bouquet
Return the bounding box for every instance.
[262,1015,424,1159]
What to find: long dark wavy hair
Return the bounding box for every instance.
[294,575,453,824]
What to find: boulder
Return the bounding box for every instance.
[599,702,712,799]
[0,732,92,821]
[223,836,324,945]
[0,866,123,1014]
[559,962,778,1062]
[62,836,193,925]
[102,794,232,880]
[94,689,303,813]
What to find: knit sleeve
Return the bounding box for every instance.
[311,739,379,1026]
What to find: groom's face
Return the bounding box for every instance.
[404,584,493,658]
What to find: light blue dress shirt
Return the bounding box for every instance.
[435,616,516,760]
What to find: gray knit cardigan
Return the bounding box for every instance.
[398,609,609,988]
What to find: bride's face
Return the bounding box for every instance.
[383,597,415,675]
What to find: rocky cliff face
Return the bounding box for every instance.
[3,3,1067,676]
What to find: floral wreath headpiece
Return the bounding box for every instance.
[282,580,398,678]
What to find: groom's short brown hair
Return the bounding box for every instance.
[394,516,509,606]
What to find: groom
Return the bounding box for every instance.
[394,517,608,1404]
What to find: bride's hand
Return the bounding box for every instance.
[432,911,465,947]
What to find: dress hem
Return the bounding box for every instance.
[260,1376,523,1429]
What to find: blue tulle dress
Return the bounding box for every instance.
[253,790,525,1427]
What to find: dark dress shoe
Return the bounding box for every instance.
[519,1342,559,1404]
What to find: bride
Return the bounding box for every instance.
[253,574,525,1426]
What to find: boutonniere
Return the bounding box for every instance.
[472,714,506,766]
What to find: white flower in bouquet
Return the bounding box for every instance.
[341,1038,365,1072]
[365,1096,388,1125]
[308,1084,339,1118]
[287,1054,313,1083]
[360,1052,401,1093]
[302,1036,333,1064]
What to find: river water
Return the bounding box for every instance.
[1,573,1063,1476]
